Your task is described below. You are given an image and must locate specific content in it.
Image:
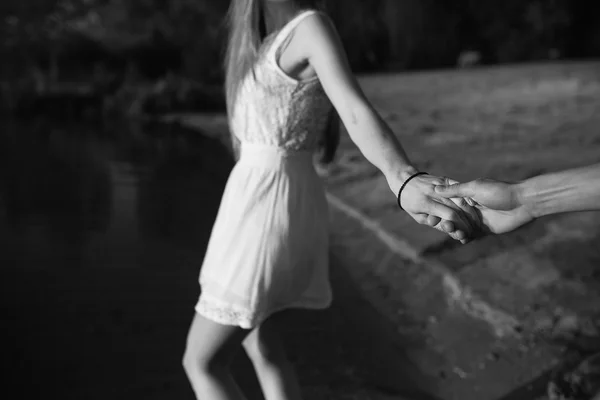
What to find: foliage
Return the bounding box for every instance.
[459,0,572,62]
[0,0,598,84]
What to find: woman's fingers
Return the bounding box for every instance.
[426,200,469,231]
[436,219,457,233]
[426,215,442,227]
[431,197,476,235]
[411,213,430,225]
[449,196,482,232]
[429,199,476,243]
[417,214,452,231]
[433,221,467,241]
[441,219,456,233]
[401,176,479,243]
[427,215,465,239]
[452,230,467,242]
[413,213,469,243]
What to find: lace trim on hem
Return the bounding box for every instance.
[195,295,332,330]
[195,297,256,329]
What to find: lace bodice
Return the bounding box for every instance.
[230,10,333,152]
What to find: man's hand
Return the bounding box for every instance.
[434,178,535,235]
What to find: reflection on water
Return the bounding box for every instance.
[0,117,234,270]
[0,117,247,399]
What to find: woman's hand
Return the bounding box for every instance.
[398,174,482,243]
[434,178,535,235]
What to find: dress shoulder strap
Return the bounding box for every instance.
[268,10,322,59]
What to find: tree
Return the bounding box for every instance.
[1,0,103,80]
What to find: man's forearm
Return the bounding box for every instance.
[518,163,600,218]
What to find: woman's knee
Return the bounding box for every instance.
[182,344,227,376]
[182,313,247,375]
[243,326,287,366]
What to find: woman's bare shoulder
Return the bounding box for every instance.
[295,10,341,55]
[300,10,336,34]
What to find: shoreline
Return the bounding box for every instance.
[156,58,600,398]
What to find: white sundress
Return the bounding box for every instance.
[195,10,334,329]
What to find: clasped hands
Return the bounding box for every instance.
[399,173,535,242]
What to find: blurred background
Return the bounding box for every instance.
[1,0,600,116]
[1,1,600,400]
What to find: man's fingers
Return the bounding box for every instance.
[434,182,475,198]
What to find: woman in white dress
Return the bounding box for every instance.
[182,1,477,399]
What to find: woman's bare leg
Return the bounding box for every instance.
[182,313,249,400]
[242,316,303,400]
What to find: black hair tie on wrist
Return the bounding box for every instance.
[397,172,428,210]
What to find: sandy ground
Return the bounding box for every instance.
[327,61,600,400]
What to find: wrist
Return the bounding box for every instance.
[387,165,419,195]
[514,179,540,219]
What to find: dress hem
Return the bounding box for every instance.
[195,294,332,330]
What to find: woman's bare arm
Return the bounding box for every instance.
[297,14,414,193]
[295,13,476,236]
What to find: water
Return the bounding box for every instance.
[0,117,233,270]
[0,117,244,399]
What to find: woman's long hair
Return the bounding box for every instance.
[224,0,340,163]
